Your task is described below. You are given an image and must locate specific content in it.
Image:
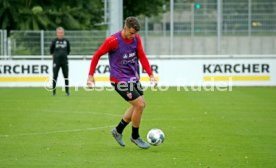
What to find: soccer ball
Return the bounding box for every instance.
[146,128,165,146]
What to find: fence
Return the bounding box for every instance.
[139,0,276,55]
[0,30,8,58]
[0,0,276,59]
[6,30,107,59]
[0,30,2,56]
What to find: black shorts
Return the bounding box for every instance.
[111,82,144,101]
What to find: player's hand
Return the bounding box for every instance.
[87,75,95,89]
[150,75,158,87]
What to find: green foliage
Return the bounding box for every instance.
[123,0,169,19]
[0,0,105,31]
[0,0,168,31]
[0,0,22,31]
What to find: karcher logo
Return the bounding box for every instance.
[0,64,49,75]
[0,64,50,82]
[203,63,271,82]
[203,64,269,74]
[95,64,159,74]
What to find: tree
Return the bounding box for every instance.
[123,0,169,19]
[18,6,55,30]
[0,0,169,31]
[0,0,23,31]
[44,0,105,30]
[0,0,105,31]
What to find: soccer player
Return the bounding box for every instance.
[87,17,157,149]
[50,27,71,96]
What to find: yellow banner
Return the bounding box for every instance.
[0,77,49,82]
[204,75,270,81]
[94,76,159,82]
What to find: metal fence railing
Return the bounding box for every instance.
[138,0,276,56]
[0,0,276,59]
[0,30,2,57]
[7,30,106,58]
[0,30,8,59]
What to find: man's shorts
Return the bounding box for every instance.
[111,82,143,101]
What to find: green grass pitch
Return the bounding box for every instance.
[0,87,276,167]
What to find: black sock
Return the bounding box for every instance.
[65,79,69,94]
[132,126,139,139]
[53,80,57,94]
[116,119,129,134]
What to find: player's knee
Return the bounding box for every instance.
[135,100,145,110]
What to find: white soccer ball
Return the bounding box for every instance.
[146,128,165,146]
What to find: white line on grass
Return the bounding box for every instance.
[44,110,122,117]
[0,125,114,138]
[22,109,122,117]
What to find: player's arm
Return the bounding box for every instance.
[87,36,117,87]
[50,39,55,59]
[136,35,157,86]
[67,39,71,55]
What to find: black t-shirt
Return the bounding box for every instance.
[50,38,70,62]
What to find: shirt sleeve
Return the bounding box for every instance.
[88,35,118,76]
[50,39,55,55]
[136,35,153,77]
[67,39,71,55]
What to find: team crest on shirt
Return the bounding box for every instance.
[55,41,67,48]
[127,92,132,99]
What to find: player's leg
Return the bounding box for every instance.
[130,81,145,133]
[113,82,139,134]
[123,106,134,123]
[111,82,149,148]
[116,103,142,135]
[111,83,130,147]
[116,106,133,134]
[61,62,69,96]
[129,96,145,136]
[129,95,150,149]
[52,62,60,96]
[111,106,134,147]
[128,82,150,149]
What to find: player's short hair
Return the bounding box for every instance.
[125,17,140,31]
[56,27,64,32]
